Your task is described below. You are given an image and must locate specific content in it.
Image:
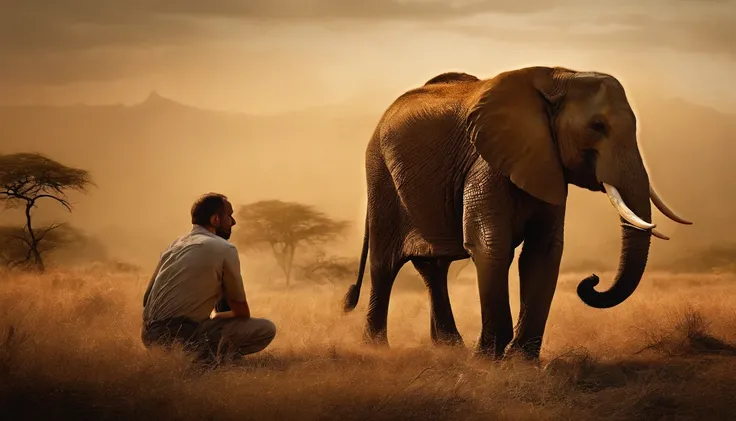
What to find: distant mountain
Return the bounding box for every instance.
[0,88,733,270]
[0,92,380,263]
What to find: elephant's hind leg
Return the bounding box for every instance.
[364,256,406,346]
[412,258,464,346]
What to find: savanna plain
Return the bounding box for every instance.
[1,261,735,421]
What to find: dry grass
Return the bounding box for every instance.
[0,264,735,420]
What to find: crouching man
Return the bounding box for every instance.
[141,193,276,363]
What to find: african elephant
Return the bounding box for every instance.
[342,66,692,360]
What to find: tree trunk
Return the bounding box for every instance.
[284,243,295,288]
[25,201,44,272]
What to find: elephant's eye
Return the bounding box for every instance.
[589,120,607,135]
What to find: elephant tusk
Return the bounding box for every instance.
[652,229,670,240]
[649,183,693,225]
[621,223,669,240]
[603,182,657,230]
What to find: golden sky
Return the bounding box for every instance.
[1,0,735,113]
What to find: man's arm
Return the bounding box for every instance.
[210,300,250,320]
[210,245,250,320]
[142,256,164,308]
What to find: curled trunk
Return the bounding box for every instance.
[577,223,651,308]
[578,158,652,309]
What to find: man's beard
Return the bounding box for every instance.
[215,227,231,240]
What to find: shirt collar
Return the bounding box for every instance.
[191,224,217,237]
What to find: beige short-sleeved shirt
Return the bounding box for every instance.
[143,225,247,323]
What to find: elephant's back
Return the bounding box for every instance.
[390,79,481,113]
[369,80,481,258]
[377,81,480,146]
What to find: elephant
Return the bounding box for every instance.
[341,66,692,360]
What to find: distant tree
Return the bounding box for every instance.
[0,226,30,267]
[232,200,350,287]
[0,223,99,269]
[296,250,360,287]
[0,153,93,271]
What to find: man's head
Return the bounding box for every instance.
[190,193,236,240]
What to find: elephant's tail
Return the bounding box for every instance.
[342,212,369,313]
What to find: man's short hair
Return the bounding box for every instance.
[191,193,228,226]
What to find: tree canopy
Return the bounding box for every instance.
[0,153,91,208]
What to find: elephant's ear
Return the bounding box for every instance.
[465,67,568,205]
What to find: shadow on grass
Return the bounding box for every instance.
[2,336,735,421]
[632,306,736,358]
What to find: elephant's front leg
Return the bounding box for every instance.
[472,250,515,359]
[508,208,565,360]
[462,159,516,359]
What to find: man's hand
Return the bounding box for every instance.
[210,308,235,320]
[210,299,250,320]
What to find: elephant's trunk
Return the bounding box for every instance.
[577,154,652,309]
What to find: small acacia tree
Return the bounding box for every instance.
[232,200,350,287]
[0,152,93,271]
[296,251,360,287]
[0,224,92,268]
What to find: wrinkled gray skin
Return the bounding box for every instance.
[342,66,690,360]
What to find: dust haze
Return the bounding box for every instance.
[1,1,735,419]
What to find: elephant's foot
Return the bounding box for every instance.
[474,330,513,360]
[362,325,390,347]
[432,331,465,347]
[431,322,464,347]
[472,346,505,361]
[506,337,543,361]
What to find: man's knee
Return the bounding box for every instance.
[247,318,277,345]
[227,317,277,353]
[259,318,277,340]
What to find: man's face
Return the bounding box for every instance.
[212,200,236,240]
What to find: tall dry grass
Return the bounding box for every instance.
[1,263,735,420]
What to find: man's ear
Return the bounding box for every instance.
[210,214,220,226]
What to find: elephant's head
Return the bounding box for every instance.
[464,66,691,309]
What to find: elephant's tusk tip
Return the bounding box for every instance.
[649,184,695,226]
[652,229,670,240]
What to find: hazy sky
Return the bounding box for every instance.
[1,0,735,114]
[1,1,734,270]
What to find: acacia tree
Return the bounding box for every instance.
[296,251,360,287]
[0,153,93,271]
[0,224,88,268]
[232,200,350,287]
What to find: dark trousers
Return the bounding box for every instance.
[140,297,231,359]
[141,296,275,363]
